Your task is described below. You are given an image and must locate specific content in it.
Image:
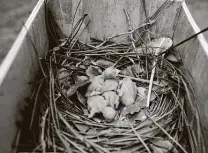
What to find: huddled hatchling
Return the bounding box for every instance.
[86,66,137,122]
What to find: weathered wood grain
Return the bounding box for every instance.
[0,0,48,152]
[173,3,208,152]
[49,0,182,42]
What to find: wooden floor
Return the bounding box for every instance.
[0,0,208,63]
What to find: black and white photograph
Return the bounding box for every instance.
[0,0,208,152]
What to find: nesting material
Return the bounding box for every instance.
[18,7,200,153]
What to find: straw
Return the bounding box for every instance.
[16,3,202,153]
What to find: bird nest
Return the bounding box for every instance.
[16,4,202,153]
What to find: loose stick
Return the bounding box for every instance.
[61,133,88,153]
[96,30,134,48]
[40,108,49,153]
[30,80,44,129]
[118,74,160,86]
[123,9,139,60]
[114,8,142,66]
[146,38,165,107]
[129,122,151,153]
[58,112,111,153]
[145,113,188,153]
[161,26,208,55]
[95,16,155,48]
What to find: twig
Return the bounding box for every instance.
[71,0,82,32]
[51,67,60,129]
[118,74,160,86]
[52,127,56,152]
[95,20,154,48]
[148,0,173,22]
[58,112,111,153]
[161,26,208,55]
[96,31,134,48]
[11,129,21,153]
[65,14,88,46]
[70,20,91,49]
[49,58,72,152]
[129,122,151,153]
[141,0,151,40]
[55,129,72,153]
[145,112,188,153]
[32,144,42,153]
[146,38,166,107]
[30,80,44,129]
[61,132,88,153]
[40,108,49,153]
[123,9,139,59]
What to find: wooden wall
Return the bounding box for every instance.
[0,0,48,152]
